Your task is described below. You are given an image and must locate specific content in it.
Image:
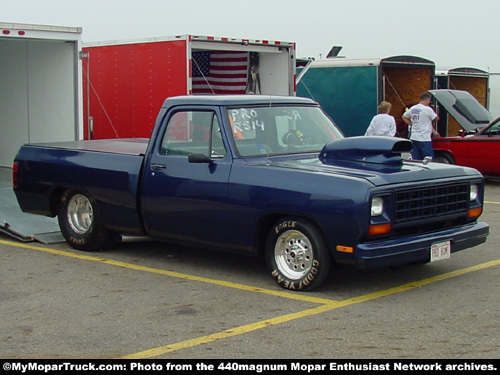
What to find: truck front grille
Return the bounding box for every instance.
[394,183,469,224]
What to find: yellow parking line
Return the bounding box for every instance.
[121,258,500,358]
[121,258,500,359]
[485,200,500,204]
[337,258,500,306]
[120,303,340,359]
[2,238,499,359]
[0,239,335,305]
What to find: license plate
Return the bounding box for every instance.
[431,241,451,262]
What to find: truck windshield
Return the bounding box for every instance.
[227,105,344,157]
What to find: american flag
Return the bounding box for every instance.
[192,51,249,94]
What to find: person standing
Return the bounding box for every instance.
[365,101,397,137]
[402,92,440,160]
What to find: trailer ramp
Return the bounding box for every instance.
[0,168,64,244]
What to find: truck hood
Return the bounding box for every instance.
[428,89,492,132]
[266,136,481,186]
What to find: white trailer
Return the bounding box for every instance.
[0,22,83,167]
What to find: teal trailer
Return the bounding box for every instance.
[297,56,435,137]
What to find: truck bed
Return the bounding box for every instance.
[14,138,149,236]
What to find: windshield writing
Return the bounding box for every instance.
[227,106,343,157]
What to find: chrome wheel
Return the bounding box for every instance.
[66,193,93,234]
[274,230,313,280]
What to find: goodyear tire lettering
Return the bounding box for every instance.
[266,217,331,292]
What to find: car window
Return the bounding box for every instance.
[160,110,226,158]
[487,118,500,135]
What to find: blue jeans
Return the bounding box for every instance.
[411,140,434,160]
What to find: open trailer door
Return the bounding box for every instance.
[0,22,83,167]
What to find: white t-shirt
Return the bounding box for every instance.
[365,113,396,136]
[403,103,438,141]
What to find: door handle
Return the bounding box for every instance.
[150,163,166,170]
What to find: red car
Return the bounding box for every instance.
[431,89,500,177]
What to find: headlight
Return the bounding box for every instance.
[470,184,478,201]
[371,196,384,216]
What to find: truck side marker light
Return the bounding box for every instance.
[368,223,391,236]
[468,207,482,218]
[336,245,353,253]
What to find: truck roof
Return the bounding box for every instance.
[162,95,317,107]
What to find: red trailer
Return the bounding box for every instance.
[82,35,296,139]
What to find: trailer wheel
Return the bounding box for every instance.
[265,217,331,291]
[58,189,115,251]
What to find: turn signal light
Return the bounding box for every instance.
[467,207,482,218]
[336,245,354,253]
[368,223,391,236]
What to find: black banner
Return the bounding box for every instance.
[2,359,499,374]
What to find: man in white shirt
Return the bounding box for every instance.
[402,92,440,160]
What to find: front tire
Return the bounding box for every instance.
[265,217,331,291]
[58,189,115,251]
[434,152,454,164]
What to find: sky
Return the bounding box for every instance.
[2,0,500,73]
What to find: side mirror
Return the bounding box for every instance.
[188,153,212,164]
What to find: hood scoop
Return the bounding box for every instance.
[319,136,412,170]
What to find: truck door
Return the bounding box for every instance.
[141,107,231,246]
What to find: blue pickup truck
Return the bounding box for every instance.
[13,95,489,291]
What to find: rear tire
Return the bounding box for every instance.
[58,189,115,251]
[265,217,331,291]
